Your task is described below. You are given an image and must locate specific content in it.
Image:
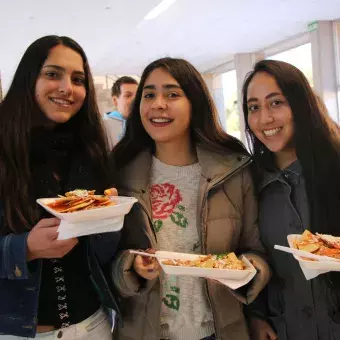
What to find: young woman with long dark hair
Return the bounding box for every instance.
[110,57,271,340]
[243,59,340,340]
[0,35,120,339]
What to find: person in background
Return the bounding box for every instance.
[243,59,340,340]
[0,35,120,340]
[109,57,271,340]
[104,76,138,147]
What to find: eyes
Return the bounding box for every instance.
[44,71,85,86]
[143,92,180,100]
[248,99,285,113]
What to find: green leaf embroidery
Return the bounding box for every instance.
[170,212,188,228]
[170,286,180,294]
[163,294,180,310]
[153,220,163,233]
[177,205,185,211]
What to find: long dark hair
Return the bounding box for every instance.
[0,35,110,233]
[112,57,247,168]
[242,59,340,239]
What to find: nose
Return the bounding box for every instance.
[151,95,167,110]
[259,105,274,124]
[58,77,73,96]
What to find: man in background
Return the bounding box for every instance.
[104,76,138,147]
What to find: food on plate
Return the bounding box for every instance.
[294,230,340,259]
[162,252,246,270]
[65,189,95,197]
[46,189,116,213]
[316,233,340,249]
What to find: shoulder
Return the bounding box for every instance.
[222,163,254,197]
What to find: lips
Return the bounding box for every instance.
[150,118,173,123]
[149,117,174,127]
[263,127,282,137]
[49,97,73,107]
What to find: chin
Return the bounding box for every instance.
[49,112,75,124]
[152,137,172,144]
[266,144,285,153]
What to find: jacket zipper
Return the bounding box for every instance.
[138,200,157,247]
[202,158,252,340]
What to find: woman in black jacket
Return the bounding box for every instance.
[243,59,340,340]
[0,35,119,339]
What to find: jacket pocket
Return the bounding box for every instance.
[268,314,287,340]
[329,312,340,340]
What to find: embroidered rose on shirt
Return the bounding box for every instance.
[150,183,188,232]
[151,183,181,218]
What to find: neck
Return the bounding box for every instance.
[33,112,57,130]
[155,139,197,166]
[275,147,297,170]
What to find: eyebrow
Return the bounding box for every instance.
[43,64,85,76]
[247,92,282,103]
[143,84,182,90]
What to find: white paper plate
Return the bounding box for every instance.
[287,234,340,272]
[157,251,256,280]
[37,196,138,223]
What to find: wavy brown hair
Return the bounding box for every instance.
[112,57,247,168]
[0,35,110,234]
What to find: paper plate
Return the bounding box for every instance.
[37,196,138,223]
[287,234,340,272]
[157,251,256,280]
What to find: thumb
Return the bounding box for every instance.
[35,218,61,228]
[134,255,144,266]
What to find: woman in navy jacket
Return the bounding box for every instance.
[0,36,120,339]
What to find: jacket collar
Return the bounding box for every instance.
[118,146,251,193]
[107,111,126,121]
[197,146,250,185]
[259,159,302,192]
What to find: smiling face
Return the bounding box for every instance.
[35,44,86,127]
[246,71,295,154]
[140,67,192,146]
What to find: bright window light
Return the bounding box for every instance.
[144,0,176,20]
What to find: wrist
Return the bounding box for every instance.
[26,234,37,261]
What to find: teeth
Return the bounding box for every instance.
[263,128,281,137]
[151,118,172,123]
[51,98,72,106]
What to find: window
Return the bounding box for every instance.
[222,70,240,140]
[267,43,313,86]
